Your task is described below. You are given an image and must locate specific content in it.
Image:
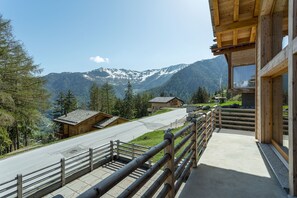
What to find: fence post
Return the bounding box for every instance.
[17,174,22,198]
[89,148,94,171]
[61,158,65,186]
[164,130,175,198]
[132,143,135,159]
[191,118,198,168]
[116,140,120,159]
[110,141,114,162]
[219,106,222,129]
[203,113,208,148]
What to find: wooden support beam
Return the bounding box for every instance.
[225,53,232,90]
[213,0,220,26]
[233,30,238,45]
[272,76,283,145]
[260,0,275,16]
[216,33,222,48]
[261,77,273,143]
[250,26,256,42]
[215,17,258,33]
[260,47,288,77]
[272,11,284,56]
[294,37,297,54]
[253,0,260,16]
[288,0,297,196]
[233,0,239,22]
[212,43,255,55]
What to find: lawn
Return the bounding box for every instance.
[129,124,189,163]
[150,108,173,116]
[192,100,242,107]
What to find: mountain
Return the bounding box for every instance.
[149,56,228,102]
[44,64,188,102]
[44,56,228,104]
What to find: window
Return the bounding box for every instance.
[233,65,256,89]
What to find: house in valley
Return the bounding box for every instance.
[148,97,184,112]
[54,109,128,138]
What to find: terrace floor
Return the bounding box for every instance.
[180,129,288,198]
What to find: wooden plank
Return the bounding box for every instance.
[232,48,256,66]
[294,37,297,54]
[215,17,258,33]
[260,0,275,16]
[288,1,297,194]
[261,77,273,143]
[233,30,238,45]
[216,33,222,48]
[250,26,256,42]
[253,0,260,16]
[272,12,284,57]
[213,0,220,26]
[260,47,288,77]
[271,139,289,161]
[212,43,255,55]
[272,76,283,145]
[233,0,239,22]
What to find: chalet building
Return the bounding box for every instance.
[54,109,128,138]
[209,0,297,196]
[148,97,184,112]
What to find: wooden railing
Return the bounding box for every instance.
[78,107,218,198]
[0,141,144,198]
[215,108,255,131]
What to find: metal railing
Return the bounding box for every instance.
[78,106,218,198]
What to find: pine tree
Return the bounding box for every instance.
[0,16,49,151]
[52,92,65,118]
[64,90,77,115]
[122,81,134,119]
[89,83,101,111]
[191,87,209,104]
[100,82,116,114]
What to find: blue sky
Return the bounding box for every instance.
[0,0,214,75]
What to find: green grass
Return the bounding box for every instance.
[129,124,188,162]
[191,100,242,107]
[150,108,173,116]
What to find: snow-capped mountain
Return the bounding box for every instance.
[44,63,188,100]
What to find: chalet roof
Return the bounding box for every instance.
[209,0,288,55]
[93,116,126,129]
[54,109,99,125]
[149,97,183,103]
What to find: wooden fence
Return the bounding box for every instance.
[0,141,151,198]
[215,108,288,132]
[78,107,218,198]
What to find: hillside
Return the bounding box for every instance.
[44,56,227,103]
[149,56,228,102]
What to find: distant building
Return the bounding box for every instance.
[54,109,128,138]
[148,97,184,112]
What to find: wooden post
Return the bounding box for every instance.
[164,130,175,198]
[110,141,114,162]
[191,118,198,168]
[219,107,222,129]
[116,140,120,159]
[272,76,283,145]
[288,0,297,195]
[89,148,94,172]
[17,174,22,198]
[203,113,208,148]
[61,158,65,186]
[132,144,135,159]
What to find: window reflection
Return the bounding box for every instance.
[233,65,256,88]
[283,73,288,151]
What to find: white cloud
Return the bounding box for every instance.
[89,56,109,63]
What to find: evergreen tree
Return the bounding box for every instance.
[122,81,134,119]
[52,92,65,118]
[0,16,49,152]
[89,83,101,111]
[64,90,77,115]
[191,87,209,104]
[134,93,152,118]
[100,82,116,114]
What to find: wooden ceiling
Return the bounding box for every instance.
[209,0,288,55]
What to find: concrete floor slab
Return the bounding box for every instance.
[179,129,288,198]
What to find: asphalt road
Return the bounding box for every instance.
[0,108,187,183]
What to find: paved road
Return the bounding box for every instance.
[0,108,187,183]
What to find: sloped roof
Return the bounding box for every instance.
[93,116,124,129]
[149,97,183,103]
[54,109,99,125]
